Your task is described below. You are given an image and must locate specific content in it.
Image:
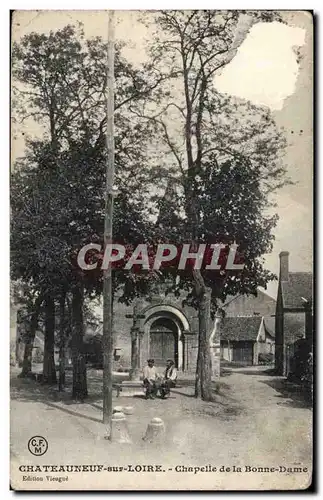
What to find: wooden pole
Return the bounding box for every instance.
[103,10,115,429]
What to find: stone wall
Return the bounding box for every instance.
[224,290,276,317]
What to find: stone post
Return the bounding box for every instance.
[109,412,132,444]
[143,417,165,444]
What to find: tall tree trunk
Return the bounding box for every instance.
[194,282,213,401]
[58,291,66,391]
[194,336,201,398]
[180,36,216,401]
[20,343,34,377]
[16,317,24,368]
[43,296,57,384]
[71,285,87,401]
[19,296,42,378]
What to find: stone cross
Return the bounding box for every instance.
[126,300,145,381]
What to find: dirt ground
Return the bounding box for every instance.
[10,365,312,491]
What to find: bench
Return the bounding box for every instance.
[113,381,145,397]
[113,380,181,398]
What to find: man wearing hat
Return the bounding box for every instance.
[159,359,177,398]
[143,359,158,399]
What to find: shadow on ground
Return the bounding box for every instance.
[10,370,106,424]
[260,377,312,409]
[11,368,240,425]
[221,367,276,377]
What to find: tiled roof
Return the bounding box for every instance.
[264,316,275,338]
[221,316,262,342]
[281,272,313,309]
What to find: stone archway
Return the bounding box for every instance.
[142,305,190,370]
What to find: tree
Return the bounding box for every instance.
[134,10,288,400]
[11,126,155,396]
[12,22,147,391]
[11,24,159,395]
[12,286,43,378]
[11,15,291,403]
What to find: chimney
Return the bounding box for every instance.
[279,251,289,282]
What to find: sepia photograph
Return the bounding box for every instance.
[10,9,313,491]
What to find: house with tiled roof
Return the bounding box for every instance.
[275,251,313,376]
[221,316,275,365]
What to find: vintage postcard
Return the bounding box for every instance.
[10,10,313,491]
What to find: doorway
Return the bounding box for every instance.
[149,317,178,367]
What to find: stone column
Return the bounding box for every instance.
[129,300,145,381]
[138,328,145,370]
[129,326,140,381]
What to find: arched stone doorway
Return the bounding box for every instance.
[150,317,179,367]
[142,305,190,370]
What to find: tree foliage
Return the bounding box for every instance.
[132,10,288,302]
[11,13,290,402]
[11,24,158,393]
[133,10,289,399]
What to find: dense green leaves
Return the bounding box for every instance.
[136,11,288,307]
[11,25,157,304]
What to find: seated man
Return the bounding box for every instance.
[143,358,158,399]
[159,359,177,398]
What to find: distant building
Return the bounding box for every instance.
[220,289,276,365]
[220,316,275,365]
[95,287,200,372]
[92,284,278,371]
[275,251,313,376]
[89,284,278,371]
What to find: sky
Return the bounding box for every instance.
[215,21,306,111]
[11,11,313,298]
[213,12,313,296]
